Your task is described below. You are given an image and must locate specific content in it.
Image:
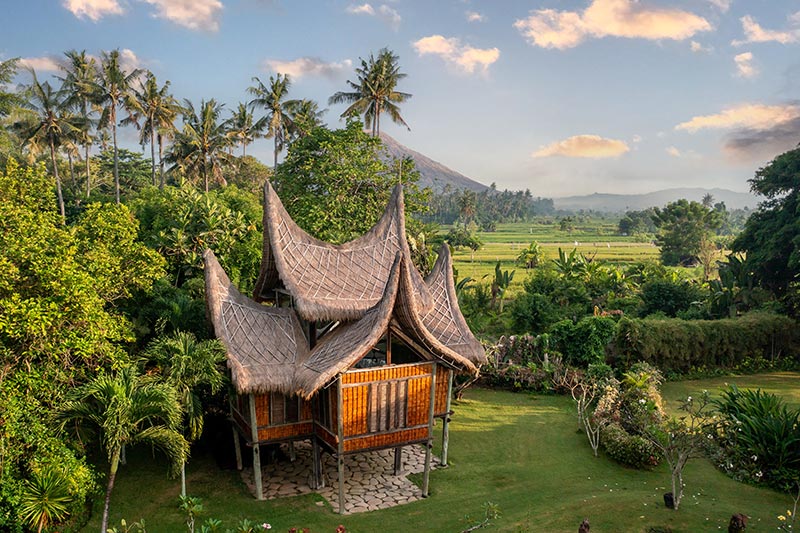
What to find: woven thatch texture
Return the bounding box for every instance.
[393,249,484,374]
[253,182,431,322]
[294,254,402,398]
[421,244,486,366]
[204,250,309,395]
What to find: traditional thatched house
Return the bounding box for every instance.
[204,183,485,512]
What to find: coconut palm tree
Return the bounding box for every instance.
[224,102,266,157]
[16,71,83,222]
[328,48,411,136]
[59,50,97,197]
[143,331,226,497]
[169,99,231,193]
[247,73,298,169]
[286,98,326,139]
[123,71,180,186]
[58,366,188,533]
[91,49,142,203]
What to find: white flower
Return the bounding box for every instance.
[751,454,758,461]
[262,524,272,530]
[639,398,647,404]
[687,396,693,402]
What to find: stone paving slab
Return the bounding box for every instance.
[241,441,440,514]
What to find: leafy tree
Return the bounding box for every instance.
[170,99,232,193]
[653,199,723,266]
[248,73,297,168]
[0,58,21,117]
[618,208,657,236]
[16,71,83,222]
[93,148,154,200]
[59,366,188,533]
[733,147,800,304]
[639,278,705,318]
[271,119,430,244]
[92,49,143,203]
[286,98,326,139]
[123,72,181,186]
[516,241,545,269]
[224,102,266,157]
[59,49,98,197]
[143,331,226,496]
[329,48,411,136]
[226,154,272,193]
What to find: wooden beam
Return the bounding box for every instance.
[337,375,346,514]
[442,369,454,467]
[229,395,243,470]
[248,394,264,500]
[422,364,437,497]
[393,446,403,475]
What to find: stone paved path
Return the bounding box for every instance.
[241,441,440,514]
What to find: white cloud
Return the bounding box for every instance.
[118,48,145,73]
[690,40,712,53]
[676,103,800,132]
[732,14,800,46]
[514,0,711,50]
[532,135,630,158]
[413,35,499,74]
[62,0,123,21]
[19,56,62,73]
[142,0,223,32]
[466,11,485,23]
[666,146,681,157]
[263,57,353,80]
[346,3,401,31]
[707,0,731,13]
[734,52,757,79]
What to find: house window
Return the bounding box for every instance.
[269,393,301,425]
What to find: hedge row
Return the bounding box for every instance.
[609,312,799,373]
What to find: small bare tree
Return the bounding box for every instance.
[555,368,611,457]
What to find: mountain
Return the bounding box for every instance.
[378,132,488,192]
[553,188,762,212]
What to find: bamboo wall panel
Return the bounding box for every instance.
[434,366,451,416]
[342,362,433,385]
[406,375,432,427]
[301,399,312,419]
[254,394,270,426]
[342,384,369,437]
[343,427,428,453]
[257,422,313,442]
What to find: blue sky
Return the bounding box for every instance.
[3,0,800,196]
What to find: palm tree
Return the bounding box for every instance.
[286,98,326,139]
[169,99,231,193]
[247,73,298,169]
[328,48,411,136]
[59,50,97,198]
[16,71,83,222]
[92,49,142,203]
[224,102,266,157]
[123,71,180,186]
[143,331,226,497]
[58,366,188,533]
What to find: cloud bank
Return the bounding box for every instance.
[346,3,401,31]
[263,57,353,80]
[533,135,630,158]
[142,0,223,32]
[413,35,499,74]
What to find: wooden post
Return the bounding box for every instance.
[289,440,296,462]
[441,369,454,467]
[248,394,264,500]
[229,395,243,470]
[393,446,403,475]
[311,435,324,489]
[337,375,346,514]
[422,364,437,497]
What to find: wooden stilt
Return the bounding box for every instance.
[422,364,437,497]
[441,369,454,467]
[248,394,264,500]
[337,375,346,514]
[312,436,324,489]
[289,440,296,461]
[232,426,243,470]
[393,446,403,475]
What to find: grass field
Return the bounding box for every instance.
[85,373,799,533]
[445,222,661,284]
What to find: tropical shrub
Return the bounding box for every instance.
[550,316,616,367]
[711,385,800,491]
[600,423,660,469]
[639,279,705,318]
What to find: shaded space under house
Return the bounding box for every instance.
[204,183,486,513]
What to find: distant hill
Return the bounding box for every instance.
[553,188,762,212]
[378,132,488,192]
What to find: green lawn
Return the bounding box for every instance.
[84,373,799,532]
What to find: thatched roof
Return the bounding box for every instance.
[252,182,431,322]
[205,183,486,398]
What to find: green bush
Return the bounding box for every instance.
[639,279,705,318]
[712,385,800,491]
[600,422,660,469]
[550,316,616,367]
[611,312,799,373]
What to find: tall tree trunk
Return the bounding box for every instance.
[158,133,165,189]
[273,134,278,170]
[50,139,65,224]
[101,449,121,533]
[68,151,75,188]
[203,160,209,194]
[181,461,187,498]
[150,126,157,186]
[242,141,246,158]
[85,141,91,198]
[112,106,120,204]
